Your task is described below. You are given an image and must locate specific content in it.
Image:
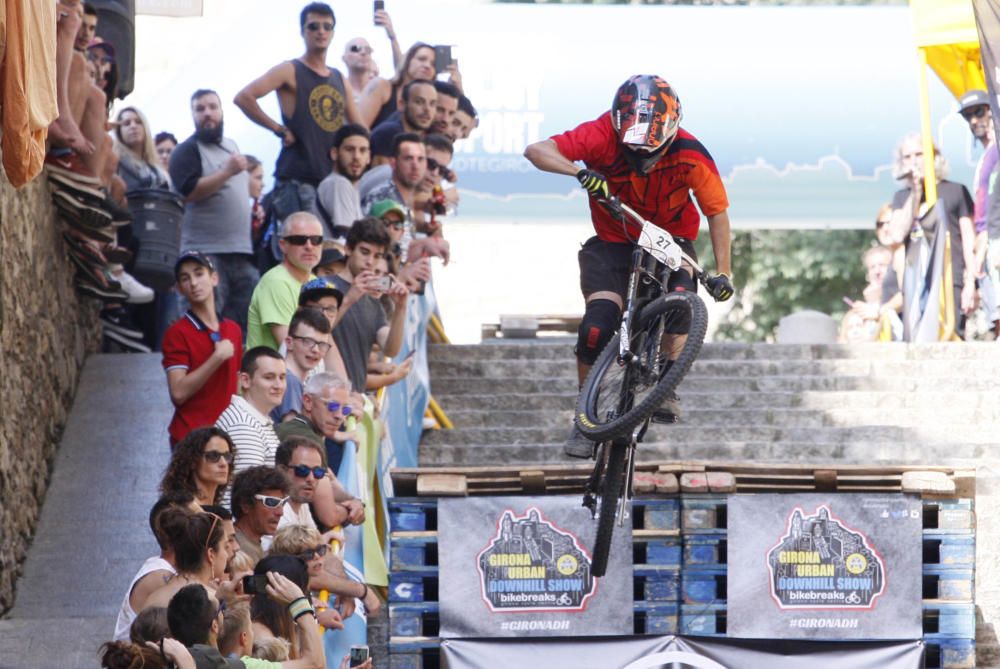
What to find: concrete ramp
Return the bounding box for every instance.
[0,354,171,668]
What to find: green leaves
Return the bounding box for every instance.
[695,230,873,341]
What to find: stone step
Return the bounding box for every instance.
[442,406,1000,429]
[431,374,1000,395]
[433,390,1000,411]
[428,341,1000,362]
[429,357,1000,379]
[420,424,997,447]
[418,441,990,467]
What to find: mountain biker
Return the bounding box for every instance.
[524,74,734,458]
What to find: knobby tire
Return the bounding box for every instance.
[591,440,627,578]
[575,291,709,442]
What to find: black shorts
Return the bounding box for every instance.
[578,235,698,300]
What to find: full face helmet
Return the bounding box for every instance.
[611,75,682,174]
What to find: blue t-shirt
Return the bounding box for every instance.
[271,369,304,423]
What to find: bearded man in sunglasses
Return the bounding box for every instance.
[247,212,326,350]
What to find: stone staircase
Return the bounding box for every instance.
[420,339,1000,665]
[422,340,1000,467]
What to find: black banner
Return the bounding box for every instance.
[438,496,633,638]
[974,0,1000,140]
[441,635,924,669]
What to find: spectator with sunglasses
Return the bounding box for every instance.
[277,374,366,515]
[343,39,378,106]
[163,252,242,447]
[160,427,237,507]
[369,79,438,167]
[112,491,198,641]
[316,124,371,241]
[235,2,363,229]
[231,466,292,566]
[247,212,326,350]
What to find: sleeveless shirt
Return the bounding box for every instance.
[371,82,401,129]
[274,59,348,185]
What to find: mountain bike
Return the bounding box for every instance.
[578,196,716,577]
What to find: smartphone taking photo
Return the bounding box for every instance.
[241,574,270,596]
[349,645,370,667]
[373,0,384,25]
[434,45,453,74]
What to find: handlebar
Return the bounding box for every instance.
[596,196,712,288]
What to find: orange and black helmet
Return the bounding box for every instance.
[611,75,682,173]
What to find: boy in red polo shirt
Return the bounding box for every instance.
[162,251,243,447]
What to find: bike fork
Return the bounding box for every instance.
[617,430,639,527]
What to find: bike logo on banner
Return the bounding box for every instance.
[476,507,596,613]
[766,505,886,610]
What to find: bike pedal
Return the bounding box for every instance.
[650,412,678,424]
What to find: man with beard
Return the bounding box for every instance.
[316,123,371,240]
[169,89,258,333]
[360,132,426,215]
[368,79,437,166]
[235,2,363,222]
[432,81,461,137]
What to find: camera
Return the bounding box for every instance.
[372,275,393,292]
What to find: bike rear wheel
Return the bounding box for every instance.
[575,291,709,442]
[591,440,628,578]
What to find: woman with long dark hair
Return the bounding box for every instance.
[160,427,236,506]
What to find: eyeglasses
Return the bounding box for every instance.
[319,306,338,317]
[254,494,289,508]
[283,235,324,247]
[349,44,373,54]
[203,449,234,464]
[426,157,444,173]
[297,544,329,561]
[286,463,327,480]
[876,220,891,229]
[383,218,405,230]
[306,21,334,32]
[962,106,989,121]
[325,400,353,417]
[291,334,331,353]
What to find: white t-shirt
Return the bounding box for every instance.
[261,502,317,553]
[113,556,176,641]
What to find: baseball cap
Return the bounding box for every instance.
[299,277,344,306]
[174,250,215,278]
[959,89,990,113]
[318,246,346,268]
[370,199,407,221]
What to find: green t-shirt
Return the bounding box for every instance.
[246,265,315,350]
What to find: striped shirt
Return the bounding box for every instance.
[216,394,281,507]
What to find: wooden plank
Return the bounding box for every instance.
[902,471,956,496]
[416,473,467,496]
[519,470,547,494]
[814,469,838,492]
[633,528,681,538]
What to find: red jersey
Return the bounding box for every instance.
[550,113,729,243]
[162,312,243,444]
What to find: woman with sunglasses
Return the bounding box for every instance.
[141,509,237,612]
[160,427,237,507]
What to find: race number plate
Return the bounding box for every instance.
[639,221,682,270]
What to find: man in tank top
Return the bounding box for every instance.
[234,2,364,224]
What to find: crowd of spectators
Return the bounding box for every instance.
[841,90,1000,343]
[22,2,482,667]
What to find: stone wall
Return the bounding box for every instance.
[0,151,98,614]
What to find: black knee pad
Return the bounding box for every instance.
[663,272,696,334]
[575,299,620,365]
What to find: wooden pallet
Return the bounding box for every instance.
[386,493,976,669]
[391,463,975,498]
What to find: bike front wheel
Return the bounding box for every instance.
[575,290,709,442]
[591,440,628,578]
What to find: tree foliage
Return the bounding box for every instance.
[694,230,873,341]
